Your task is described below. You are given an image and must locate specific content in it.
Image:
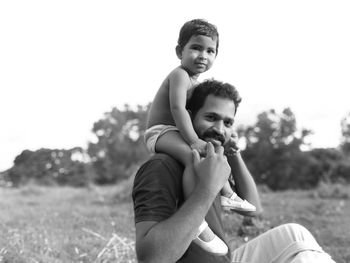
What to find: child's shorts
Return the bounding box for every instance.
[144,124,179,153]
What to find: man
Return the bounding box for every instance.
[132,79,335,262]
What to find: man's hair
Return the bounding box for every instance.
[177,19,219,54]
[186,79,242,117]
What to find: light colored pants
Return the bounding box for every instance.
[231,223,336,263]
[144,124,179,153]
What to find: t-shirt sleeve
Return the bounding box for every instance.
[132,157,183,224]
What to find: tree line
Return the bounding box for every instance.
[1,104,349,190]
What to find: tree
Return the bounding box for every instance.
[7,147,93,187]
[309,148,344,183]
[340,112,350,154]
[88,104,150,184]
[241,108,312,189]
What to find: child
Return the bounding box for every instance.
[144,19,255,255]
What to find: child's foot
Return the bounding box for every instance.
[193,221,228,255]
[221,192,256,212]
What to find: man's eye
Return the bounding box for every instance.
[225,121,233,127]
[206,115,215,121]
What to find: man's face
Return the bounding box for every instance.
[192,94,235,146]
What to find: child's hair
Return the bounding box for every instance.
[186,79,242,117]
[177,19,219,54]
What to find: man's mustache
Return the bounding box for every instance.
[202,130,225,145]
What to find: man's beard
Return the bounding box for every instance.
[201,130,226,146]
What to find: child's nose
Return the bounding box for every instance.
[198,51,207,60]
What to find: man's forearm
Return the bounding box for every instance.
[137,185,217,263]
[227,153,262,215]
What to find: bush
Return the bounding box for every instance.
[7,148,95,187]
[312,181,350,199]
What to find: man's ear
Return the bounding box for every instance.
[175,45,182,59]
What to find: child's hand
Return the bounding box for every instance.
[190,139,207,156]
[224,132,241,156]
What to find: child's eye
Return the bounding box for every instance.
[208,49,216,55]
[191,45,201,51]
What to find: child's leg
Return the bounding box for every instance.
[156,131,227,254]
[220,180,256,212]
[220,181,250,206]
[155,130,194,196]
[220,180,235,198]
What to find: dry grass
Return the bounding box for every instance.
[0,184,136,263]
[0,182,349,263]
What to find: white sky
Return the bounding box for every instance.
[1,0,350,172]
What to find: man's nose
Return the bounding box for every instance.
[213,121,224,134]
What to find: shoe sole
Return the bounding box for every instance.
[222,206,256,212]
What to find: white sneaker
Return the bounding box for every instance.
[193,221,228,255]
[221,193,256,212]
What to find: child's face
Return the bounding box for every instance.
[179,35,218,76]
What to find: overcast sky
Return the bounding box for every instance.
[1,0,350,172]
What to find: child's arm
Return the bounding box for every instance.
[224,132,262,215]
[169,68,206,153]
[223,132,241,156]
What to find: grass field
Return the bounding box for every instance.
[0,181,349,263]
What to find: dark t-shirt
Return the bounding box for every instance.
[132,153,232,262]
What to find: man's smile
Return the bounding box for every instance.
[201,130,225,146]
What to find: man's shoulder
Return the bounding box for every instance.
[133,153,184,206]
[149,153,178,162]
[132,154,185,224]
[140,153,183,174]
[133,154,184,188]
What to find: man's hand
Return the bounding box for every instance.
[224,131,240,156]
[192,142,231,195]
[190,139,207,156]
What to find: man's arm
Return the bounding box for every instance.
[135,187,215,263]
[227,152,262,216]
[135,144,231,263]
